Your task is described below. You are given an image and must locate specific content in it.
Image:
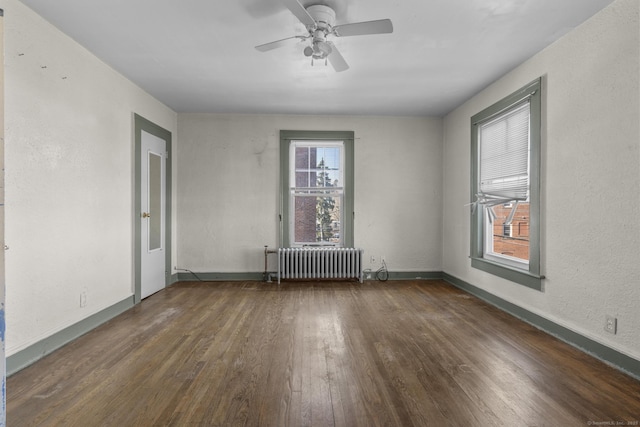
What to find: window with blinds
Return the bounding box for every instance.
[470,78,543,290]
[478,101,531,267]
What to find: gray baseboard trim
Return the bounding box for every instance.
[389,271,443,280]
[442,272,640,380]
[170,273,180,284]
[363,270,444,281]
[176,272,265,282]
[175,271,444,283]
[7,296,135,376]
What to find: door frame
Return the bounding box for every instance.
[134,114,172,304]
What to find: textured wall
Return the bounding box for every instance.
[442,0,640,359]
[177,114,443,274]
[4,0,177,355]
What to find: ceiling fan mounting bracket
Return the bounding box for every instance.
[305,5,336,32]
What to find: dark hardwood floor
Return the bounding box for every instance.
[8,280,640,426]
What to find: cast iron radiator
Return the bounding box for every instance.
[277,247,364,284]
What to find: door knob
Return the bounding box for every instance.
[142,212,151,218]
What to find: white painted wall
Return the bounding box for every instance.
[177,114,443,274]
[4,0,177,355]
[443,0,640,359]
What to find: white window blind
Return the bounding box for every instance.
[478,101,530,203]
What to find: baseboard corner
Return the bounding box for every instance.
[7,296,135,376]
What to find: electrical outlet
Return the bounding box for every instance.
[381,255,386,263]
[605,315,617,334]
[80,291,87,308]
[370,255,376,264]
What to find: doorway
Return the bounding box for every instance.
[134,114,172,303]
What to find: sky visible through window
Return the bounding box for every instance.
[315,146,341,186]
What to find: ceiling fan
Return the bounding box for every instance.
[255,0,393,72]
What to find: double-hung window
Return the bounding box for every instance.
[280,131,354,247]
[470,78,543,290]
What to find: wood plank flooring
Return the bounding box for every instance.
[8,280,640,426]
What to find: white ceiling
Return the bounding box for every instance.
[19,0,614,116]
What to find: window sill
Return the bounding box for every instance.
[471,256,544,291]
[484,252,529,270]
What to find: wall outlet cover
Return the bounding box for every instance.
[605,315,617,334]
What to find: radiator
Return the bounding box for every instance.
[277,247,364,284]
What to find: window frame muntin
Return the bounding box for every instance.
[470,78,543,290]
[280,130,355,248]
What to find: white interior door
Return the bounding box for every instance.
[141,130,166,299]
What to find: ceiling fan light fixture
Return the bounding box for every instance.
[313,41,332,59]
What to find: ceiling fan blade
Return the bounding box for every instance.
[281,0,316,27]
[255,35,304,52]
[334,19,393,37]
[327,42,349,72]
